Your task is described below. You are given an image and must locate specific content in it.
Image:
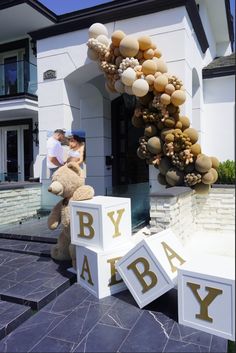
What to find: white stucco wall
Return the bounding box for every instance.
[202,75,235,161]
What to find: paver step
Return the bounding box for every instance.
[0,238,52,257]
[0,250,76,310]
[0,300,32,340]
[0,232,57,244]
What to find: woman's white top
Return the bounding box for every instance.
[68,149,84,169]
[68,149,80,158]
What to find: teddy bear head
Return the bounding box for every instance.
[48,162,85,199]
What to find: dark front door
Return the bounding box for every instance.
[111,94,150,228]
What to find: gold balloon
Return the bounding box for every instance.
[142,60,157,75]
[171,90,186,106]
[111,30,126,47]
[138,35,152,50]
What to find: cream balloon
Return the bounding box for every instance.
[132,79,149,97]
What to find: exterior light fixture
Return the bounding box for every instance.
[32,122,39,146]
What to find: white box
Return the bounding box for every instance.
[76,241,134,299]
[70,196,132,250]
[178,254,235,341]
[116,229,188,308]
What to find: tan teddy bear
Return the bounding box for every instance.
[47,162,94,268]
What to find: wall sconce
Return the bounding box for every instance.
[30,39,37,56]
[32,122,39,146]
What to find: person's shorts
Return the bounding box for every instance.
[49,167,59,178]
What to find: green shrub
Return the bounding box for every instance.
[217,160,235,185]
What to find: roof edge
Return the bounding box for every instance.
[224,0,235,51]
[29,0,209,54]
[0,0,57,22]
[203,65,235,79]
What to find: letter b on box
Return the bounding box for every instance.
[116,229,188,308]
[70,196,132,250]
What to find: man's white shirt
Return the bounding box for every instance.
[47,136,64,168]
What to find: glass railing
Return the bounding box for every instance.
[0,60,37,97]
[106,182,150,230]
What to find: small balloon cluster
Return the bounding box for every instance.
[87,23,219,194]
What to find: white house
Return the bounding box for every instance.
[0,0,235,223]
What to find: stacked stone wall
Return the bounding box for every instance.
[149,187,235,244]
[0,185,41,225]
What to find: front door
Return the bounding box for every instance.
[110,95,150,228]
[0,125,31,182]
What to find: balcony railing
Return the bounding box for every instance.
[0,60,37,97]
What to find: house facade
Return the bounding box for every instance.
[0,0,235,217]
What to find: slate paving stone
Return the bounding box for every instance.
[210,335,228,352]
[0,311,66,352]
[29,336,74,352]
[0,250,75,310]
[41,283,90,316]
[0,238,51,256]
[73,323,129,353]
[99,292,141,329]
[119,310,172,352]
[0,300,31,340]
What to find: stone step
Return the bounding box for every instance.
[0,232,57,244]
[0,250,76,310]
[0,238,52,257]
[0,300,32,340]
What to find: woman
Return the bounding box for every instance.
[66,134,85,170]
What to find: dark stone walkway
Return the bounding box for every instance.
[0,218,228,352]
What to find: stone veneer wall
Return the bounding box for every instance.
[149,186,235,245]
[195,186,235,233]
[0,183,41,225]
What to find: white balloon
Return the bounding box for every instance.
[88,23,108,39]
[96,34,110,47]
[132,79,149,97]
[121,67,136,86]
[87,48,99,61]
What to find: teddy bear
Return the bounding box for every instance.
[47,162,94,268]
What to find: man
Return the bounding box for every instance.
[47,129,66,177]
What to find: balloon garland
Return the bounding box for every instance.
[86,23,219,194]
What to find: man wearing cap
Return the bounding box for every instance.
[46,129,66,177]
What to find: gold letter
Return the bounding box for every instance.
[77,211,95,239]
[161,241,186,273]
[107,256,123,287]
[187,282,223,322]
[127,257,158,293]
[80,255,94,285]
[107,208,125,238]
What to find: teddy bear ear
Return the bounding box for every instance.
[67,162,81,175]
